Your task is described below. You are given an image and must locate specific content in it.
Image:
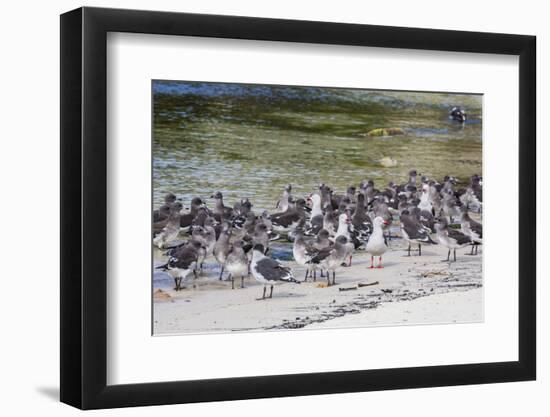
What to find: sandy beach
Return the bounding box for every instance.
[153,236,482,335]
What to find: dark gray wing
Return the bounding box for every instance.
[271,211,300,228]
[180,213,194,228]
[256,258,293,281]
[448,228,472,245]
[403,217,436,243]
[169,247,199,269]
[305,214,323,235]
[308,246,333,264]
[402,217,428,240]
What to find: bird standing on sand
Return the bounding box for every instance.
[307,235,349,286]
[400,209,436,256]
[311,229,333,279]
[159,240,202,291]
[225,240,250,289]
[293,231,317,281]
[250,244,299,299]
[213,223,233,280]
[366,217,390,268]
[335,212,355,266]
[434,216,472,262]
[192,221,216,270]
[459,206,482,255]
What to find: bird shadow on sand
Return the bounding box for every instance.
[270,291,307,299]
[35,386,59,401]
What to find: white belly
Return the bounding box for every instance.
[168,265,195,281]
[226,262,248,277]
[366,237,387,256]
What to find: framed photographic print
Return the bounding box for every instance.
[60,6,536,410]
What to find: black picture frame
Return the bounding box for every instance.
[60,6,536,410]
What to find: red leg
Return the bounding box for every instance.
[377,256,383,268]
[369,255,374,269]
[348,255,353,266]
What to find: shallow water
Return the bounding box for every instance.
[153,81,482,212]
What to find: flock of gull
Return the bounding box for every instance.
[153,168,483,300]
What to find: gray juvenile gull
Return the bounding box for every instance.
[180,197,206,230]
[441,188,461,223]
[250,244,299,299]
[313,229,333,251]
[400,209,436,256]
[211,191,234,221]
[157,240,201,291]
[233,212,257,239]
[323,205,338,236]
[335,212,355,266]
[233,198,253,217]
[460,206,482,255]
[307,235,349,286]
[213,222,233,280]
[337,196,354,215]
[292,231,317,281]
[428,180,443,214]
[411,207,436,233]
[311,229,333,280]
[441,175,458,195]
[371,196,393,239]
[460,174,483,212]
[360,179,377,205]
[396,194,411,216]
[434,216,472,262]
[346,186,357,204]
[319,183,333,210]
[330,186,355,209]
[275,184,293,212]
[270,198,307,235]
[366,216,390,268]
[251,222,271,253]
[192,218,217,269]
[153,201,184,249]
[153,192,178,222]
[305,193,324,236]
[232,198,253,229]
[257,210,273,232]
[225,240,249,289]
